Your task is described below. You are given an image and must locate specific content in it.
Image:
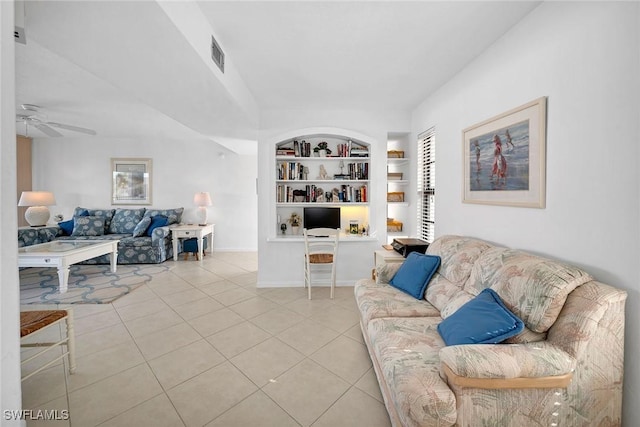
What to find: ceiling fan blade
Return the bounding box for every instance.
[47,122,97,135]
[34,123,63,137]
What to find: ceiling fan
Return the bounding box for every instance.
[16,104,96,137]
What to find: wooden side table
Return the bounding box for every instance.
[372,248,404,279]
[171,224,215,262]
[374,248,405,267]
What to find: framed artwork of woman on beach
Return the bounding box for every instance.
[462,97,547,208]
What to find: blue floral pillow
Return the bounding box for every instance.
[109,208,146,234]
[74,207,115,233]
[71,216,105,237]
[133,216,152,237]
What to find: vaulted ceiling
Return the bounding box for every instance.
[15,1,540,152]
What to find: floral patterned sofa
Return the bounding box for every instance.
[18,207,184,264]
[355,235,627,427]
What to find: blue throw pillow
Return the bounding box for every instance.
[58,219,74,235]
[146,215,168,237]
[437,288,525,346]
[389,252,441,299]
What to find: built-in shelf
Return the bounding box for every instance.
[386,133,411,242]
[387,158,409,166]
[275,135,371,236]
[276,202,368,207]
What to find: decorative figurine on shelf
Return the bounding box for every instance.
[280,223,287,234]
[318,164,329,180]
[339,159,345,175]
[316,188,325,203]
[303,166,309,180]
[332,188,339,202]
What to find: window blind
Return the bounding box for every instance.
[417,127,435,243]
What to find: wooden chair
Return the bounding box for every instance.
[20,309,76,381]
[303,228,339,300]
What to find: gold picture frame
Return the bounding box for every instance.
[462,97,547,208]
[111,158,152,205]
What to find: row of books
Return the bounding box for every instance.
[346,162,368,180]
[277,162,369,180]
[276,184,368,203]
[277,162,305,180]
[275,140,369,158]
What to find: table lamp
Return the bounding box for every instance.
[193,192,212,225]
[18,191,56,227]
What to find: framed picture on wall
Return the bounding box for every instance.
[111,158,152,205]
[462,97,547,208]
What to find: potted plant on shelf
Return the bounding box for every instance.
[313,141,332,157]
[288,212,302,235]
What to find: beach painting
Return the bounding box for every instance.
[469,120,529,192]
[463,97,547,208]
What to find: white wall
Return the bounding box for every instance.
[31,136,258,251]
[257,109,410,286]
[1,2,24,424]
[411,2,639,424]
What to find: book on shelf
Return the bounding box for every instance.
[347,162,368,179]
[277,161,306,180]
[277,183,368,204]
[276,149,295,156]
[335,140,369,158]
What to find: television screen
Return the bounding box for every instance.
[303,207,341,230]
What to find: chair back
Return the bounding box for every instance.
[303,228,339,263]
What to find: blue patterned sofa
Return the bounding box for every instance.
[355,235,627,427]
[17,207,184,264]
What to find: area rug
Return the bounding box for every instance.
[19,264,171,305]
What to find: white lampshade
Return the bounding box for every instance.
[193,192,212,225]
[18,191,56,227]
[193,192,212,207]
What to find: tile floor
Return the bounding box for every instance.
[20,252,391,427]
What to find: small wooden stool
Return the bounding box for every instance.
[20,309,76,381]
[183,237,208,260]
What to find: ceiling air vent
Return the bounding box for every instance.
[14,1,26,44]
[14,27,26,44]
[211,35,225,73]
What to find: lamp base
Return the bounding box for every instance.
[197,206,208,226]
[25,206,51,227]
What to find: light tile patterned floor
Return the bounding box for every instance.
[20,252,391,427]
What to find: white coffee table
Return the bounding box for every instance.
[18,240,119,294]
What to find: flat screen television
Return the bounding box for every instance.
[303,207,341,230]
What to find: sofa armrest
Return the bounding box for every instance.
[440,342,575,389]
[18,226,61,247]
[151,225,171,243]
[374,262,403,284]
